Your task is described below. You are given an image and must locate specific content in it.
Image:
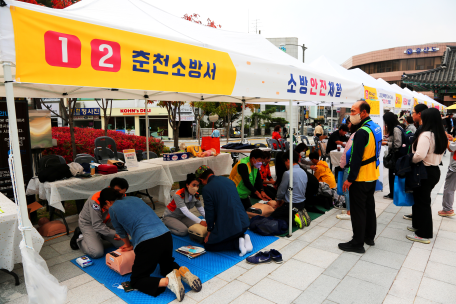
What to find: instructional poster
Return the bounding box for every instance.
[123,149,138,167]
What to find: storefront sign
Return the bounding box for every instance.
[175,115,195,121]
[0,101,33,200]
[404,47,439,55]
[73,108,100,116]
[120,108,152,115]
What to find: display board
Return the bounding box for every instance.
[0,100,33,200]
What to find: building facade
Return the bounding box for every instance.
[342,42,456,103]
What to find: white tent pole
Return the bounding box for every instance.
[331,102,333,131]
[3,62,34,248]
[241,99,245,143]
[145,99,149,160]
[288,99,293,237]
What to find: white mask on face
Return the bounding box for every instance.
[350,113,362,125]
[188,186,198,195]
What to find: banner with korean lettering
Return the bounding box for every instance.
[395,94,402,109]
[413,98,419,108]
[11,7,237,96]
[378,89,394,109]
[362,86,384,192]
[8,5,364,102]
[402,97,412,109]
[73,108,100,116]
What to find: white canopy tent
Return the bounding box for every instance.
[0,0,367,249]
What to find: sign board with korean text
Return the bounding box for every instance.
[0,100,33,200]
[73,108,101,116]
[395,94,402,109]
[123,149,138,168]
[2,2,364,104]
[377,89,394,109]
[404,47,439,55]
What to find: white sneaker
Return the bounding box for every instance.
[166,270,185,302]
[341,210,347,214]
[406,233,430,244]
[407,226,417,232]
[336,214,351,220]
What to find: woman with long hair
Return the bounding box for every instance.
[382,112,403,199]
[407,108,447,244]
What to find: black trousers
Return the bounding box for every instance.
[270,201,305,224]
[412,166,440,239]
[240,197,251,210]
[388,167,395,197]
[263,186,277,199]
[349,181,377,246]
[130,232,180,297]
[204,229,247,252]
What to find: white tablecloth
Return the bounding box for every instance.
[26,162,172,212]
[143,153,233,183]
[330,150,344,167]
[0,193,44,272]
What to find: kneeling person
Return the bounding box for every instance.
[163,174,206,236]
[106,188,202,301]
[309,152,336,189]
[70,177,127,258]
[196,166,253,257]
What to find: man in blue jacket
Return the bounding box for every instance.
[104,189,202,302]
[195,165,252,256]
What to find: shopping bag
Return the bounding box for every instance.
[336,170,344,196]
[201,136,220,154]
[393,176,414,207]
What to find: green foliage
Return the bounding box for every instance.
[248,107,288,129]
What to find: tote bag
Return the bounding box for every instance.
[337,170,344,196]
[393,176,414,207]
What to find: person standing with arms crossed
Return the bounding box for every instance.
[340,100,382,253]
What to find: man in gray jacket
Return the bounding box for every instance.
[439,135,456,217]
[70,177,128,258]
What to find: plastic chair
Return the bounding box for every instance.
[37,154,70,235]
[94,136,119,164]
[76,153,93,158]
[74,155,97,164]
[142,151,158,159]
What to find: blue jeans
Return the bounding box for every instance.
[342,168,350,211]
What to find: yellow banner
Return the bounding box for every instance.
[413,97,418,107]
[363,86,379,115]
[395,94,402,108]
[11,7,237,95]
[424,101,428,105]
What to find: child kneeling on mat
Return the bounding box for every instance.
[104,188,202,302]
[163,174,206,236]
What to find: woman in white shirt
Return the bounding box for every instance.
[407,108,447,244]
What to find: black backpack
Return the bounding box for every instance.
[38,164,72,183]
[395,126,411,157]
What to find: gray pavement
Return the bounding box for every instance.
[1,153,456,304]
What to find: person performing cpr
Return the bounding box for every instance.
[163,174,206,236]
[70,177,128,258]
[104,188,202,302]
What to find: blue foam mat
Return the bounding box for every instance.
[71,230,278,304]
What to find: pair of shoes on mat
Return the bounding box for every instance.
[166,267,202,302]
[246,249,283,264]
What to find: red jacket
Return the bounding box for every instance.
[272,131,282,149]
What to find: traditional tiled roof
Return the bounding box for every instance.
[402,46,456,90]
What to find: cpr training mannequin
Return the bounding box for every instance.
[105,188,202,301]
[163,174,206,236]
[70,177,127,258]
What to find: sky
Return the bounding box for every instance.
[152,0,456,64]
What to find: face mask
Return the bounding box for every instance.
[254,162,262,169]
[350,113,362,125]
[188,186,198,195]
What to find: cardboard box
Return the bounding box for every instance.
[163,152,191,161]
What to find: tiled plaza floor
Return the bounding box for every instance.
[1,155,455,304]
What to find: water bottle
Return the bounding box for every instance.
[90,160,95,176]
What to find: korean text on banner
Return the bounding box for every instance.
[395,94,402,109]
[11,7,237,95]
[364,86,380,115]
[413,98,419,107]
